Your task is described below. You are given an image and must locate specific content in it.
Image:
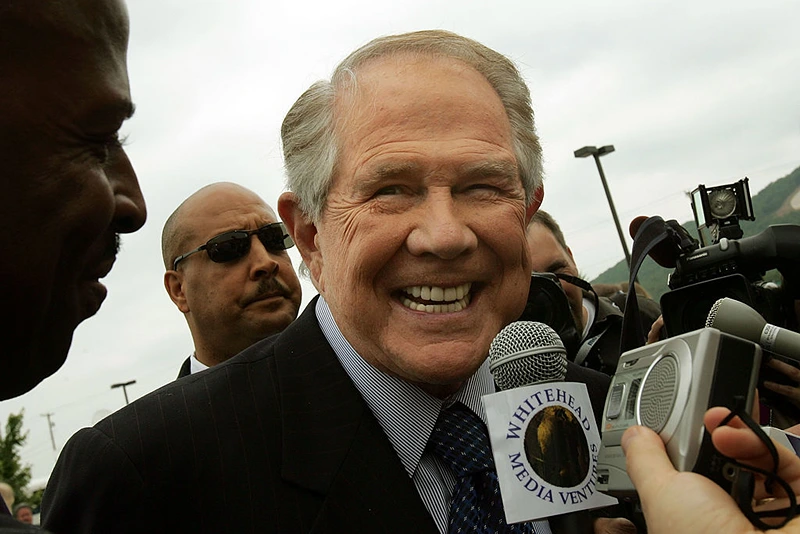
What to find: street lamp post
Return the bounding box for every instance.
[574,145,632,268]
[111,379,137,405]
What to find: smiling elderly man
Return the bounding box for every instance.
[42,30,628,534]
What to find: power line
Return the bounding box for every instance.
[39,413,56,452]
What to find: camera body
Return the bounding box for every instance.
[597,328,761,498]
[657,177,799,337]
[519,272,583,358]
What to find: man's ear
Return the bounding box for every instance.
[278,192,323,290]
[526,185,544,221]
[164,270,190,313]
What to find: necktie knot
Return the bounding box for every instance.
[427,403,547,534]
[429,403,494,477]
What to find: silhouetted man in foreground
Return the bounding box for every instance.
[0,0,145,530]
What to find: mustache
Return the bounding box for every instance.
[242,277,291,305]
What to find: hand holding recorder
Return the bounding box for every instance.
[623,407,800,534]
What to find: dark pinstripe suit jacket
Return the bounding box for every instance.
[42,298,439,533]
[41,297,610,533]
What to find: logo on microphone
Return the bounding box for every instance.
[525,405,590,488]
[483,383,617,523]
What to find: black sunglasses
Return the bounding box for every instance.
[173,222,294,269]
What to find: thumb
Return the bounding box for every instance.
[621,425,675,500]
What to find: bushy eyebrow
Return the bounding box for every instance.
[364,160,518,182]
[459,160,519,182]
[370,161,419,180]
[353,162,420,194]
[353,158,520,196]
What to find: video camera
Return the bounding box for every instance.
[649,178,800,338]
[596,177,800,522]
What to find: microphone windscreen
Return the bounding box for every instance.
[629,215,679,268]
[489,321,567,391]
[706,297,767,342]
[705,299,723,328]
[629,216,648,240]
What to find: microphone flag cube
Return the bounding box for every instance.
[482,382,618,524]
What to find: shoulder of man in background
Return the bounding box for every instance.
[0,515,48,533]
[583,289,662,375]
[603,290,662,332]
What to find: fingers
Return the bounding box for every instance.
[706,408,773,467]
[646,316,664,345]
[706,408,800,500]
[764,359,800,403]
[768,359,800,382]
[592,517,637,534]
[764,381,800,404]
[621,424,753,534]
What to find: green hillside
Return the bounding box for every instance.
[591,166,800,300]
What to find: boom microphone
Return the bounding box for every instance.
[706,297,800,359]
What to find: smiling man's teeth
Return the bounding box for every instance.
[401,282,472,313]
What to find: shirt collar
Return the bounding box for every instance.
[189,352,209,374]
[315,297,495,478]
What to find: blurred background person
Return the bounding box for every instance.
[525,210,661,374]
[11,506,31,526]
[162,182,302,377]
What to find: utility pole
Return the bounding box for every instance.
[40,412,56,451]
[574,144,632,268]
[111,380,137,406]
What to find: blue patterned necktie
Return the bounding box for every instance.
[429,403,547,534]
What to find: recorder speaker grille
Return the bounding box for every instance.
[638,355,680,433]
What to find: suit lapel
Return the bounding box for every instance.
[275,298,437,532]
[176,357,191,379]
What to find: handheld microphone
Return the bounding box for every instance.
[488,321,594,534]
[489,321,567,388]
[706,297,800,359]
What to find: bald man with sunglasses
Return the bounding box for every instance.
[162,182,302,376]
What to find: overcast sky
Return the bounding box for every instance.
[3,0,799,482]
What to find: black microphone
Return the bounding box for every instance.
[489,321,594,534]
[629,215,698,268]
[706,298,800,359]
